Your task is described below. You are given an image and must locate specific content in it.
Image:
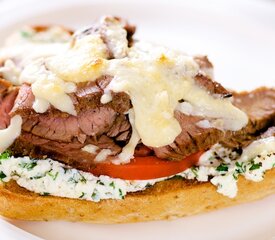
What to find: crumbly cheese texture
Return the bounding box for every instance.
[0,137,274,201]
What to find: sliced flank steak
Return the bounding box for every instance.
[7,82,275,171]
[1,18,274,170]
[221,87,275,148]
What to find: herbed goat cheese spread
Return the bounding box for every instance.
[0,137,274,202]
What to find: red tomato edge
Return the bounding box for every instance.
[90,151,203,180]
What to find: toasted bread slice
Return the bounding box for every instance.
[0,168,274,223]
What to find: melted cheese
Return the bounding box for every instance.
[32,98,50,113]
[112,109,140,164]
[104,42,248,147]
[1,19,249,157]
[101,16,129,59]
[45,34,109,82]
[0,41,68,85]
[0,26,71,83]
[105,53,197,147]
[0,42,69,69]
[0,115,22,153]
[19,33,248,148]
[20,60,77,115]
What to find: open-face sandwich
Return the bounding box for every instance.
[0,17,274,223]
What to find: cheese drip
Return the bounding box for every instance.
[112,109,140,164]
[105,57,189,147]
[20,60,77,115]
[0,115,22,153]
[104,42,248,147]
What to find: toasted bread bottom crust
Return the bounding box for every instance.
[0,169,274,223]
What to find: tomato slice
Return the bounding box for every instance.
[90,151,203,180]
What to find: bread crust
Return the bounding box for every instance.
[0,169,274,223]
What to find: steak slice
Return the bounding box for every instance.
[11,78,132,143]
[221,87,275,148]
[9,77,131,169]
[10,132,121,172]
[10,57,232,161]
[73,75,131,114]
[12,59,229,144]
[8,86,275,170]
[153,111,224,160]
[194,74,232,98]
[153,87,275,161]
[194,56,232,98]
[13,76,131,116]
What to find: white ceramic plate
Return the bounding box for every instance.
[0,0,275,239]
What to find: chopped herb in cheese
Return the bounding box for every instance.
[0,137,274,201]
